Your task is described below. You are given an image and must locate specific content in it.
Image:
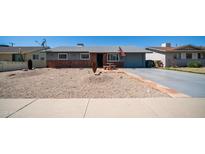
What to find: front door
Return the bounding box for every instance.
[97,53,103,67]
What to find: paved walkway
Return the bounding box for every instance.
[1,98,205,118]
[126,68,205,97]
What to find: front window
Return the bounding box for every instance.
[108,53,120,62]
[40,57,45,60]
[173,53,181,59]
[176,53,181,59]
[198,53,201,59]
[58,53,68,60]
[33,54,39,60]
[12,54,23,62]
[173,54,178,59]
[186,53,192,59]
[80,53,90,60]
[198,53,205,59]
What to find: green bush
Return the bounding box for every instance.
[187,61,202,68]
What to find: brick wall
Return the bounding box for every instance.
[47,60,91,68]
[47,53,124,68]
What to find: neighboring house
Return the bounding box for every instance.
[0,46,49,68]
[146,43,205,67]
[45,45,151,68]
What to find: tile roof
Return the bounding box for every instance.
[146,45,205,53]
[0,46,49,54]
[46,46,151,53]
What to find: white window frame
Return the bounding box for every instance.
[107,53,120,62]
[58,53,68,60]
[173,53,181,59]
[181,53,186,59]
[32,54,39,60]
[80,53,90,60]
[39,53,46,61]
[192,53,198,59]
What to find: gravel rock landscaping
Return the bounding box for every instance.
[0,68,169,98]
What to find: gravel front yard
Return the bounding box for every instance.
[0,68,169,98]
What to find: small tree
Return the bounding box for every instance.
[92,62,97,74]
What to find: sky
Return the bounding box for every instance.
[0,36,205,47]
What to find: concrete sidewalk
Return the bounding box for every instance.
[0,98,205,118]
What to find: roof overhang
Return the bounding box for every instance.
[45,46,151,53]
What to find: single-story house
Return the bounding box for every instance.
[146,43,205,67]
[45,45,151,68]
[0,46,49,68]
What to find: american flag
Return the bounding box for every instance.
[118,47,126,56]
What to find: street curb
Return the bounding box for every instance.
[120,69,190,98]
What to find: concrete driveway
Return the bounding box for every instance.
[126,68,205,97]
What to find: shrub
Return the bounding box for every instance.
[187,61,202,68]
[154,60,163,68]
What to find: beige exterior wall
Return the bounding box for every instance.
[34,52,46,68]
[0,61,27,72]
[24,52,46,68]
[165,53,177,67]
[0,51,47,68]
[146,52,166,66]
[0,54,12,61]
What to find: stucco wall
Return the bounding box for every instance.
[146,52,166,66]
[165,53,177,67]
[0,51,46,68]
[0,54,12,61]
[0,61,27,72]
[31,52,46,68]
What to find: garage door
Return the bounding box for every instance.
[123,53,145,68]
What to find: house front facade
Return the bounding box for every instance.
[46,45,150,68]
[0,46,48,68]
[146,43,205,67]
